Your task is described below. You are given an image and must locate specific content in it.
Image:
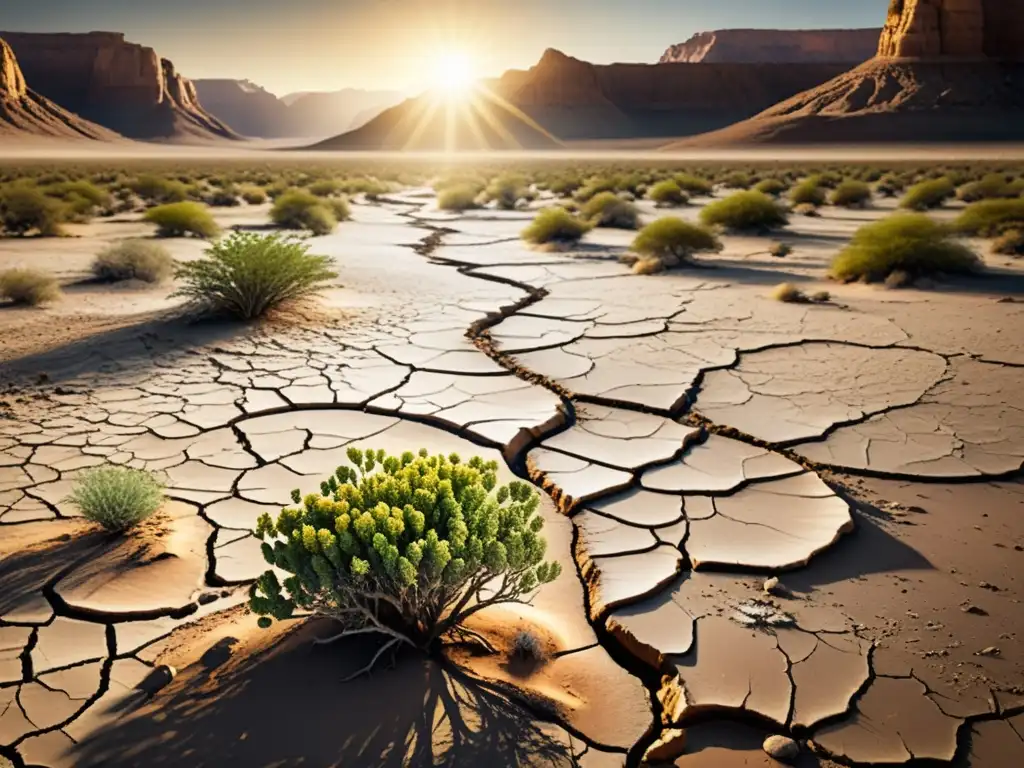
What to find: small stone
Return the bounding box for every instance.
[962,604,988,616]
[644,728,687,763]
[763,576,783,595]
[136,664,176,695]
[975,647,1001,657]
[763,734,799,762]
[197,592,220,606]
[979,582,1000,591]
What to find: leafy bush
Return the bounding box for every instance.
[648,180,688,207]
[270,189,340,235]
[45,180,112,220]
[956,173,1019,202]
[830,180,872,208]
[64,467,164,533]
[954,198,1024,236]
[0,268,61,306]
[203,186,240,207]
[172,232,337,319]
[573,177,615,202]
[754,178,788,197]
[875,172,907,197]
[92,240,174,284]
[772,283,806,303]
[700,191,788,232]
[789,179,826,207]
[830,214,981,283]
[143,202,220,239]
[722,171,752,189]
[993,229,1024,255]
[522,207,591,246]
[130,175,190,205]
[308,179,340,197]
[485,174,529,210]
[438,184,482,211]
[241,186,268,205]
[900,178,955,211]
[0,185,67,236]
[249,449,561,668]
[674,174,714,196]
[580,192,640,229]
[631,218,721,265]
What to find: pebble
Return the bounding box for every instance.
[136,664,176,695]
[962,604,988,616]
[763,735,799,763]
[975,647,1001,657]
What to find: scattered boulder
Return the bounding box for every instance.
[763,734,800,762]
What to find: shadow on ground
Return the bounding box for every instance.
[69,620,579,768]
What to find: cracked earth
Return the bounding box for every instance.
[0,189,1022,767]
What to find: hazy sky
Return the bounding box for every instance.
[3,0,889,96]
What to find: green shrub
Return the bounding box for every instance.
[437,184,481,212]
[308,179,340,197]
[0,268,61,306]
[130,175,189,205]
[770,242,793,258]
[64,467,164,533]
[631,218,721,265]
[722,171,752,189]
[830,180,872,208]
[875,173,906,197]
[92,240,174,284]
[957,173,1017,202]
[789,179,827,207]
[522,207,591,246]
[648,180,688,207]
[204,186,240,207]
[249,448,561,666]
[143,202,220,239]
[754,178,788,197]
[700,191,788,232]
[993,229,1024,255]
[900,178,955,211]
[0,185,67,236]
[954,198,1024,236]
[485,174,528,210]
[172,232,337,319]
[580,191,639,229]
[771,283,806,303]
[241,186,268,205]
[326,196,351,223]
[270,189,339,235]
[674,174,714,196]
[573,177,615,202]
[45,180,112,220]
[830,214,981,283]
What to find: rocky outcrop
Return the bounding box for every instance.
[661,28,880,64]
[193,81,402,138]
[0,32,237,141]
[674,0,1024,146]
[0,37,116,139]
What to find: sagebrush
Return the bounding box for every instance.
[65,467,165,533]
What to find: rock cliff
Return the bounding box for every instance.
[674,0,1024,146]
[660,29,880,64]
[0,32,237,141]
[0,37,116,139]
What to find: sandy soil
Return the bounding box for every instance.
[0,180,1021,768]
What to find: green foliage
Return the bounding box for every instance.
[241,186,268,205]
[830,180,872,208]
[485,173,529,210]
[573,176,616,202]
[172,232,337,319]
[92,240,175,284]
[771,282,806,303]
[0,184,67,236]
[648,180,688,207]
[754,178,788,197]
[143,202,220,239]
[789,179,827,207]
[673,174,714,196]
[831,214,981,283]
[0,268,61,306]
[580,191,640,229]
[64,466,165,533]
[45,180,112,221]
[522,207,591,245]
[722,171,752,189]
[437,184,482,211]
[130,175,190,205]
[954,198,1024,236]
[271,189,342,235]
[250,449,561,649]
[900,178,955,211]
[631,218,722,263]
[956,173,1022,202]
[699,191,788,232]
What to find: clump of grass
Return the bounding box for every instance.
[0,184,67,236]
[573,177,615,202]
[240,186,268,205]
[438,184,483,211]
[830,180,872,208]
[957,173,1019,202]
[510,630,546,664]
[485,174,529,210]
[92,240,175,284]
[130,175,190,205]
[770,242,793,258]
[630,217,721,267]
[0,268,61,306]
[648,180,688,207]
[631,257,665,275]
[772,282,806,303]
[45,180,112,221]
[143,202,220,239]
[954,198,1024,236]
[789,178,826,207]
[64,467,164,533]
[521,207,591,246]
[700,191,788,232]
[992,229,1024,256]
[875,173,906,197]
[722,171,752,190]
[674,174,713,197]
[581,192,640,229]
[754,178,788,197]
[270,189,342,235]
[900,178,955,211]
[172,232,338,319]
[830,213,981,283]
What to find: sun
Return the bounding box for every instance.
[432,51,475,95]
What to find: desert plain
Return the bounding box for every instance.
[0,153,1020,768]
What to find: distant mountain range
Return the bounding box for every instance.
[660,28,880,64]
